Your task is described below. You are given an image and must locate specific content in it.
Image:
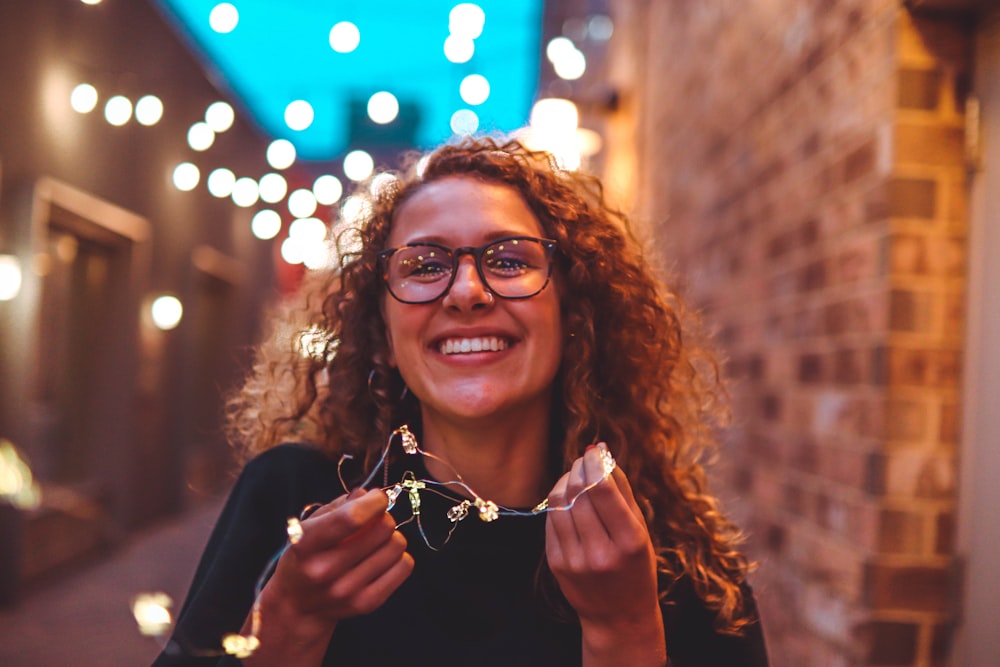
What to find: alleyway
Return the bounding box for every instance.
[0,496,225,666]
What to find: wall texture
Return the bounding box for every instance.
[608,1,974,665]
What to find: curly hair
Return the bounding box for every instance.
[225,137,755,633]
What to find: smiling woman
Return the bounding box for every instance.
[152,138,769,667]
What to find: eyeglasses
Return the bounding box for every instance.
[378,236,558,304]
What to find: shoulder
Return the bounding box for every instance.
[232,442,344,516]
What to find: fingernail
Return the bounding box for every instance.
[585,444,597,452]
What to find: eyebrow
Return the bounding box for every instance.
[399,230,537,246]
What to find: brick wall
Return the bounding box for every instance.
[607,2,971,665]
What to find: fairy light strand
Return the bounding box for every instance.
[175,425,617,659]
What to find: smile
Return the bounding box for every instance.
[437,336,511,355]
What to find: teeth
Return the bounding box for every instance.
[439,337,509,355]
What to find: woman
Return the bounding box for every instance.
[153,138,768,666]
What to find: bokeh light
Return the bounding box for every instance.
[207,168,236,198]
[459,74,490,105]
[105,95,132,126]
[135,95,164,126]
[449,3,486,39]
[0,255,23,301]
[266,139,296,170]
[258,172,288,203]
[284,100,314,131]
[329,21,361,53]
[251,209,282,240]
[187,122,215,151]
[209,3,239,34]
[288,189,318,218]
[313,175,343,205]
[443,35,474,63]
[205,101,235,132]
[150,296,183,330]
[450,109,478,135]
[70,83,98,113]
[231,177,260,207]
[367,91,399,124]
[172,162,200,191]
[343,150,374,182]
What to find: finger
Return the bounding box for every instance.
[546,472,582,556]
[297,489,390,552]
[567,454,616,549]
[346,550,415,616]
[329,530,409,601]
[581,447,650,546]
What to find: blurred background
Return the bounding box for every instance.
[0,0,998,665]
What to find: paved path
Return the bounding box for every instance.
[0,496,225,666]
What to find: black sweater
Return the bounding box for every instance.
[153,444,768,667]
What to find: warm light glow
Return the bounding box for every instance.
[0,438,41,510]
[340,195,372,226]
[135,95,164,126]
[0,255,23,302]
[343,150,374,181]
[209,3,239,33]
[266,139,296,170]
[258,172,288,203]
[415,154,431,178]
[449,3,486,39]
[231,177,260,207]
[284,100,314,131]
[251,209,282,240]
[131,593,173,637]
[80,0,102,5]
[280,236,304,265]
[530,97,579,132]
[70,83,98,113]
[151,295,183,330]
[369,172,398,197]
[450,109,478,135]
[172,162,200,191]
[207,168,236,198]
[289,216,327,243]
[329,21,360,53]
[546,37,576,62]
[553,49,586,80]
[187,122,215,151]
[313,175,343,205]
[205,101,235,132]
[104,95,132,126]
[367,91,399,125]
[288,189,318,218]
[443,35,474,63]
[303,242,336,271]
[459,74,490,105]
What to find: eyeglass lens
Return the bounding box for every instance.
[386,238,552,303]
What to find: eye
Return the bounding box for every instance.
[396,248,451,281]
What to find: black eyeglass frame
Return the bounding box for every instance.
[378,235,559,304]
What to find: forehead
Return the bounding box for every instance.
[387,176,544,246]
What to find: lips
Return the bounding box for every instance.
[437,336,511,355]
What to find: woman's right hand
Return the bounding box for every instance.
[244,488,414,665]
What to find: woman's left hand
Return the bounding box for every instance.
[545,445,667,666]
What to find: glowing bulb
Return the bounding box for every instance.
[288,189,318,218]
[135,95,163,126]
[443,35,474,63]
[530,98,579,132]
[0,255,23,301]
[267,139,296,170]
[258,173,288,203]
[205,101,235,132]
[207,168,236,198]
[343,150,374,182]
[187,122,215,151]
[329,21,360,53]
[367,91,399,124]
[209,3,239,33]
[131,593,173,637]
[546,37,576,63]
[172,162,199,191]
[280,236,304,265]
[70,83,98,113]
[553,49,586,80]
[104,95,132,126]
[151,295,183,330]
[449,3,486,39]
[80,0,102,5]
[284,100,314,131]
[459,74,490,105]
[251,210,281,240]
[450,109,478,135]
[313,175,343,205]
[231,177,260,207]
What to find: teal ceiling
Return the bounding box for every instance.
[153,0,544,162]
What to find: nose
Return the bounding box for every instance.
[442,254,493,310]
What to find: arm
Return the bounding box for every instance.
[545,446,667,667]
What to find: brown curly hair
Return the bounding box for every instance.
[225,137,755,633]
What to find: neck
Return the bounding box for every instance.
[416,407,553,508]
